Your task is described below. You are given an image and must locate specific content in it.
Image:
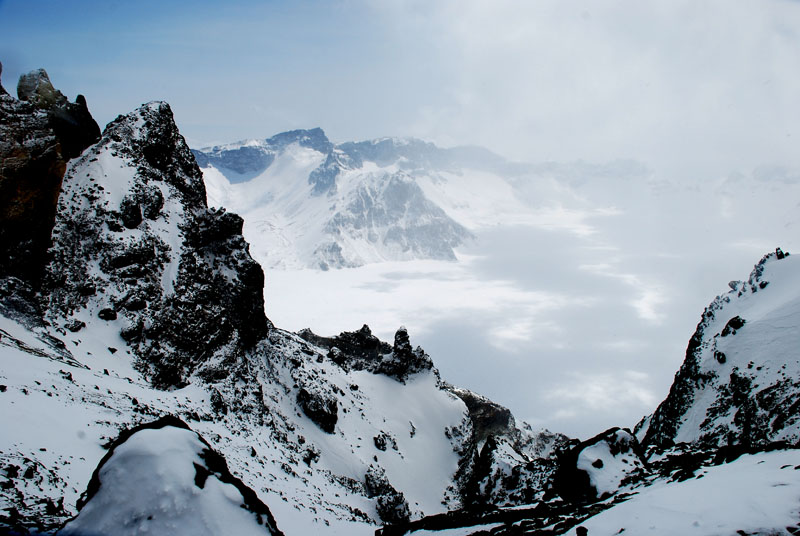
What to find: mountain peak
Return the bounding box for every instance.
[265,126,332,153]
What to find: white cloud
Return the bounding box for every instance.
[546,370,658,416]
[370,0,800,174]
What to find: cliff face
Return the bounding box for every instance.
[0,65,100,286]
[42,101,268,388]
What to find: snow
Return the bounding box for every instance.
[565,450,800,536]
[61,426,275,536]
[411,524,504,535]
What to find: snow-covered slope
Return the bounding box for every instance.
[563,449,800,536]
[639,249,800,450]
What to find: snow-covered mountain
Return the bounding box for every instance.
[637,248,800,450]
[194,131,479,270]
[193,130,655,273]
[3,64,800,536]
[0,68,565,535]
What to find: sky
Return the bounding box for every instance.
[2,0,800,438]
[2,0,800,175]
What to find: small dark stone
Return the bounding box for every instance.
[715,351,727,364]
[0,385,6,392]
[108,347,117,354]
[65,319,86,332]
[97,308,117,321]
[119,195,143,229]
[296,387,338,434]
[591,459,604,468]
[76,284,97,296]
[721,316,746,337]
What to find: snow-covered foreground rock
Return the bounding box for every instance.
[61,417,283,536]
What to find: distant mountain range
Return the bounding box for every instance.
[192,130,648,270]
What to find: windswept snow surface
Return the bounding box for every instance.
[565,450,800,536]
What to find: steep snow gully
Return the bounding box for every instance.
[2,65,800,536]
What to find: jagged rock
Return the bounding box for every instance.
[0,67,100,285]
[443,384,573,509]
[364,466,410,525]
[298,325,434,382]
[297,387,338,433]
[17,69,66,109]
[61,416,283,536]
[448,387,514,444]
[42,101,268,389]
[0,277,45,329]
[721,315,745,336]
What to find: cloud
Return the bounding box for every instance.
[370,0,800,173]
[546,370,658,416]
[579,263,666,323]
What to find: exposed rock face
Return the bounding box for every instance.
[554,427,648,503]
[42,101,268,388]
[448,387,514,444]
[298,325,434,382]
[365,465,411,525]
[296,386,338,433]
[640,249,800,452]
[61,416,283,536]
[444,385,572,509]
[0,62,7,96]
[0,67,100,285]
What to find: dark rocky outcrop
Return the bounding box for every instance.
[365,465,411,525]
[447,387,514,444]
[298,325,434,382]
[0,65,100,285]
[297,386,338,433]
[43,101,268,389]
